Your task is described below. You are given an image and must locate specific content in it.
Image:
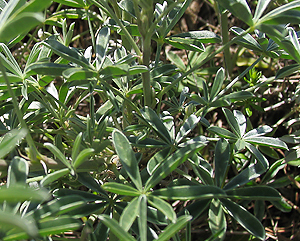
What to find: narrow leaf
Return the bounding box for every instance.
[98,214,136,241]
[214,139,230,187]
[152,185,226,200]
[156,215,192,241]
[120,197,139,231]
[102,182,140,196]
[112,129,142,190]
[221,198,265,240]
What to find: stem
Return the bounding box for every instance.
[0,59,40,162]
[220,10,232,76]
[86,7,95,50]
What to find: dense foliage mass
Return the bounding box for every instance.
[0,0,300,240]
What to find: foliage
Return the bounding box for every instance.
[0,0,299,240]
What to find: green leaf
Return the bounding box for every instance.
[144,142,206,191]
[257,1,300,26]
[224,91,255,101]
[7,157,28,187]
[40,168,70,187]
[140,106,172,144]
[230,27,262,52]
[73,148,94,170]
[72,132,82,162]
[175,114,200,143]
[245,143,269,169]
[253,0,272,22]
[226,186,281,200]
[216,0,253,26]
[99,64,129,77]
[243,125,272,138]
[152,185,226,201]
[156,215,192,241]
[147,147,171,175]
[270,198,292,213]
[138,194,147,241]
[208,199,226,241]
[245,136,288,150]
[52,0,86,8]
[163,0,192,36]
[214,139,230,187]
[0,211,38,239]
[96,27,110,71]
[221,198,265,240]
[147,195,176,222]
[44,143,73,172]
[223,108,241,137]
[42,39,91,69]
[224,163,266,190]
[112,129,142,190]
[120,197,139,231]
[26,62,71,76]
[169,31,221,44]
[102,182,140,196]
[77,172,108,197]
[63,67,97,80]
[210,68,225,101]
[276,64,300,79]
[0,186,49,202]
[0,0,52,43]
[164,37,205,52]
[0,128,27,159]
[207,126,238,140]
[98,214,136,241]
[234,110,247,137]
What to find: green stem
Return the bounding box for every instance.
[220,10,232,76]
[0,60,40,162]
[86,7,95,50]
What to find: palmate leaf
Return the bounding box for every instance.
[144,141,207,191]
[52,0,87,8]
[220,198,265,240]
[112,129,142,190]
